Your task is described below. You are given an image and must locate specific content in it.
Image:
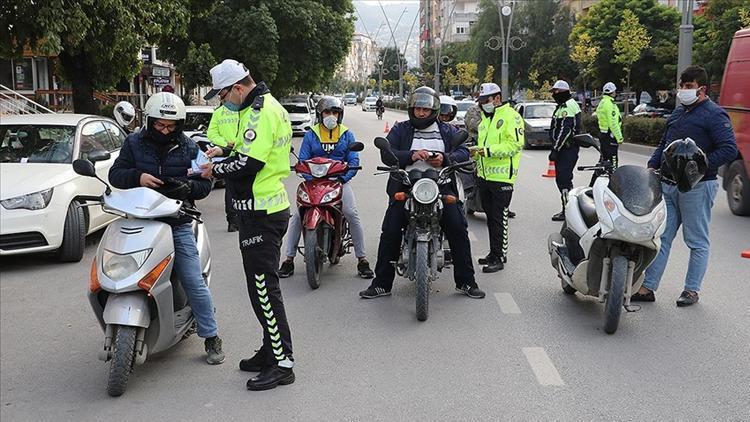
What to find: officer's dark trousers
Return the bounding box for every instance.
[589,133,620,186]
[373,199,476,291]
[555,145,580,192]
[237,209,293,366]
[478,179,513,260]
[225,187,237,225]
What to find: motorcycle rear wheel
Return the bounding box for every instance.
[304,228,322,289]
[604,255,627,334]
[107,325,137,397]
[415,241,430,321]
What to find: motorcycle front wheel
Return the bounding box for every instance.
[415,241,430,321]
[304,228,322,289]
[107,325,137,397]
[604,255,627,334]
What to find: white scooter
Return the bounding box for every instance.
[547,134,666,334]
[73,151,212,396]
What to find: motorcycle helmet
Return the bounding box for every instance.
[315,96,345,124]
[659,137,708,192]
[113,101,136,128]
[438,95,458,122]
[463,104,482,140]
[144,92,186,133]
[408,86,440,130]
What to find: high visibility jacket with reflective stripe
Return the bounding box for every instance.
[550,98,582,151]
[476,103,524,184]
[207,105,240,148]
[596,95,623,143]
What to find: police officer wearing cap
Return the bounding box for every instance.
[200,59,296,391]
[472,83,524,273]
[548,80,582,221]
[595,82,623,170]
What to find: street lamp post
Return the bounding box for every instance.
[434,37,442,92]
[378,60,383,95]
[676,0,695,87]
[496,0,514,102]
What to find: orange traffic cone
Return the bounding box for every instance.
[541,161,556,178]
[383,122,390,133]
[742,249,750,259]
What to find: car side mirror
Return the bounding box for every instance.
[573,134,600,150]
[450,130,469,148]
[350,141,365,152]
[73,159,96,177]
[87,149,111,163]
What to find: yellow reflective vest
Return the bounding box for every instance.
[596,95,623,143]
[475,103,524,184]
[207,105,240,148]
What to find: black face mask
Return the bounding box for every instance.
[553,91,571,105]
[147,126,179,144]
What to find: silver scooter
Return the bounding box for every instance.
[547,134,666,334]
[73,151,212,396]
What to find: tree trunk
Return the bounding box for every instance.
[583,77,588,113]
[58,51,99,115]
[624,70,631,115]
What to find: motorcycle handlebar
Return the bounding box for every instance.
[376,166,393,172]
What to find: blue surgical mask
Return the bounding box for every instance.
[224,101,241,112]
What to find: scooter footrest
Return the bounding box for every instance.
[556,245,577,276]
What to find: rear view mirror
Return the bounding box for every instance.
[350,142,365,152]
[87,149,111,163]
[374,137,398,166]
[451,130,469,148]
[73,159,96,177]
[374,137,390,151]
[573,134,600,150]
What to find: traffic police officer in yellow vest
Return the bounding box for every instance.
[548,80,582,221]
[206,102,240,232]
[596,82,623,168]
[200,59,295,391]
[471,83,524,273]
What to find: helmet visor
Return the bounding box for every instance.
[409,92,439,110]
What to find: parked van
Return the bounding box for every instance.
[718,28,750,216]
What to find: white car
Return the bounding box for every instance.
[362,96,378,111]
[183,105,216,137]
[454,100,476,128]
[0,114,125,261]
[281,99,315,136]
[515,102,556,148]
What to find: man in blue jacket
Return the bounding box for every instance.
[278,96,373,279]
[109,92,225,364]
[632,66,738,306]
[359,87,484,299]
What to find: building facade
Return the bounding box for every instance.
[341,33,378,83]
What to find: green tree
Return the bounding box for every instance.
[570,32,600,98]
[1,0,194,114]
[455,62,479,93]
[177,42,215,94]
[370,47,407,82]
[613,9,651,112]
[694,0,750,92]
[483,65,495,83]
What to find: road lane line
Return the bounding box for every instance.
[468,230,478,242]
[522,153,533,159]
[522,347,565,386]
[494,293,521,314]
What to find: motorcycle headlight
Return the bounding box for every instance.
[297,185,310,203]
[412,179,439,204]
[613,217,656,243]
[102,249,152,281]
[308,163,331,178]
[1,188,53,210]
[321,186,341,204]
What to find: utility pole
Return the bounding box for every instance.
[496,0,515,102]
[379,2,407,99]
[676,0,694,87]
[433,1,457,93]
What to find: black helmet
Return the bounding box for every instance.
[316,96,344,124]
[408,86,440,130]
[660,138,708,192]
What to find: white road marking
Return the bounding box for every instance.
[468,230,478,242]
[494,293,521,314]
[522,347,565,386]
[522,153,533,159]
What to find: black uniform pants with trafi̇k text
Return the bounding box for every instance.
[237,209,293,366]
[477,179,513,260]
[555,145,580,193]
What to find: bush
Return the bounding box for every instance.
[384,100,407,110]
[623,116,665,146]
[99,103,114,119]
[582,113,600,138]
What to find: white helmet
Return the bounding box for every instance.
[551,80,570,91]
[439,95,457,106]
[113,101,136,127]
[144,92,186,121]
[603,82,617,94]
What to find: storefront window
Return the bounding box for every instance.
[13,58,34,91]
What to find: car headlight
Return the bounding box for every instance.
[297,185,310,203]
[412,179,439,204]
[102,249,152,281]
[321,187,341,204]
[1,188,54,210]
[309,162,331,178]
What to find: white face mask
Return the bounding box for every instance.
[323,115,338,130]
[677,89,699,106]
[481,103,496,113]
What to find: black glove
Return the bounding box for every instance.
[548,150,558,162]
[336,177,347,184]
[156,177,192,200]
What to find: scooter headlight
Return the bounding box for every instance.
[297,185,310,203]
[102,249,152,281]
[613,217,656,243]
[412,179,439,204]
[308,163,331,178]
[321,186,341,204]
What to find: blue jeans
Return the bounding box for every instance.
[172,223,218,338]
[643,180,719,293]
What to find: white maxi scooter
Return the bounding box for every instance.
[73,151,212,396]
[547,134,667,334]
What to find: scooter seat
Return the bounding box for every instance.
[577,189,598,228]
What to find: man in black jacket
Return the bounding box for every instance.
[109,92,225,365]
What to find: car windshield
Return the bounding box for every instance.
[456,102,473,112]
[365,98,377,103]
[283,104,309,114]
[345,94,356,98]
[525,104,556,119]
[0,125,76,163]
[184,112,213,131]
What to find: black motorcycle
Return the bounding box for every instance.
[373,134,473,321]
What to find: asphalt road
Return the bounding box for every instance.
[1,106,749,421]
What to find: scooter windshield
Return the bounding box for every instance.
[608,165,662,216]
